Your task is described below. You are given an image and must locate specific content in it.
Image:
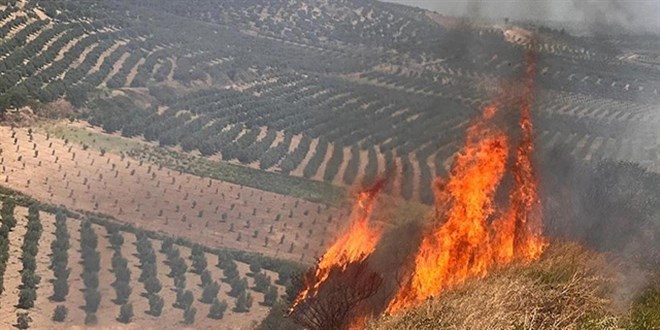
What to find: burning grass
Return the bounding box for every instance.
[288,50,548,329]
[368,243,621,330]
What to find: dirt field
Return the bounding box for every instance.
[0,205,283,329]
[0,125,351,265]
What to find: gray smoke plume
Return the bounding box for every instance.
[384,0,660,35]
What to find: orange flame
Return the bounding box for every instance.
[291,180,386,310]
[288,51,546,328]
[387,105,510,312]
[387,51,546,313]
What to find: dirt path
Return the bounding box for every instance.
[333,146,352,186]
[125,57,146,87]
[101,51,130,86]
[312,143,334,182]
[90,40,126,73]
[291,137,318,177]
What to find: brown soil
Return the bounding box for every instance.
[0,125,350,265]
[0,205,285,329]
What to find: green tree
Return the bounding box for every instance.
[175,289,194,309]
[208,298,228,320]
[117,303,133,324]
[249,260,262,275]
[114,280,131,305]
[16,312,31,330]
[253,272,271,293]
[200,269,212,287]
[191,254,207,274]
[200,281,220,304]
[52,305,68,322]
[51,276,69,302]
[262,285,279,307]
[144,276,162,295]
[183,306,197,325]
[228,276,247,297]
[233,291,250,313]
[84,289,101,313]
[148,294,164,316]
[17,288,36,309]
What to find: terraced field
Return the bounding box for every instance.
[0,1,659,328]
[0,202,290,329]
[0,126,349,265]
[1,0,658,206]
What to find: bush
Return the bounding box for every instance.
[183,306,197,325]
[144,275,162,295]
[17,288,36,309]
[51,276,69,302]
[253,272,271,293]
[233,291,252,313]
[627,280,660,329]
[117,303,133,324]
[16,312,31,330]
[263,285,279,307]
[148,294,164,316]
[84,289,101,313]
[208,298,228,319]
[52,305,68,322]
[200,281,220,304]
[249,260,262,275]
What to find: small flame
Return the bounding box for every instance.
[291,180,386,310]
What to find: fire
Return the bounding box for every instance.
[289,50,546,329]
[291,180,386,310]
[387,50,546,313]
[387,104,510,312]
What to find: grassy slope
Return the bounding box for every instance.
[368,243,660,330]
[43,121,346,204]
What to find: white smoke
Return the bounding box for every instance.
[384,0,660,35]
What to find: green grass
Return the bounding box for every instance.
[627,277,660,330]
[44,123,144,153]
[41,122,346,205]
[130,146,346,205]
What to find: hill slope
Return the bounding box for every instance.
[368,243,659,330]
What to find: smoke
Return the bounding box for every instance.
[385,0,660,34]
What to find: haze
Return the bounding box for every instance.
[384,0,660,34]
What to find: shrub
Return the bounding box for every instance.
[263,285,279,307]
[208,298,228,320]
[148,294,164,316]
[117,303,133,324]
[183,306,197,325]
[200,281,220,304]
[52,305,68,322]
[16,312,31,330]
[233,290,250,313]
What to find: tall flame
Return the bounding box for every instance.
[387,50,546,313]
[291,180,386,309]
[289,51,546,329]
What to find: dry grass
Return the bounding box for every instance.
[368,243,622,330]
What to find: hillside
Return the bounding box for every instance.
[0,0,658,206]
[369,243,660,330]
[1,0,659,329]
